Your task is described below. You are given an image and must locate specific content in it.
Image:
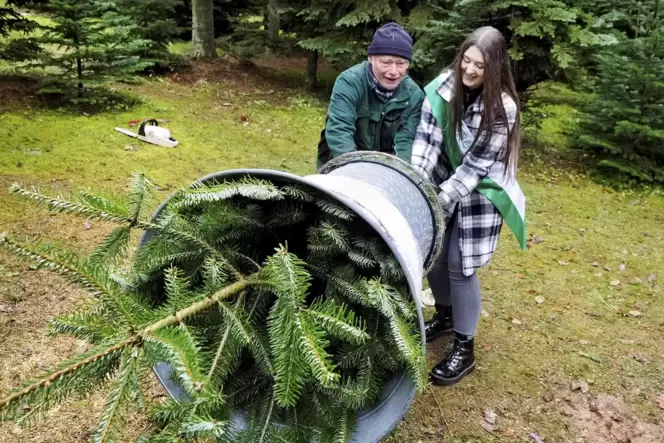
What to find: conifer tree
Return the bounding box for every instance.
[412,0,619,91]
[118,0,184,68]
[0,0,40,62]
[37,0,151,100]
[575,0,664,184]
[0,172,426,442]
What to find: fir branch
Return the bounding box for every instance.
[206,295,251,384]
[202,255,233,291]
[248,326,274,376]
[258,390,276,443]
[217,300,252,345]
[281,185,314,202]
[74,189,129,218]
[306,298,370,346]
[318,407,356,443]
[263,247,313,406]
[315,199,355,221]
[0,337,137,422]
[143,325,204,395]
[0,236,141,325]
[347,249,377,269]
[142,279,250,334]
[148,398,192,426]
[299,314,339,387]
[170,178,284,210]
[309,221,351,253]
[48,307,121,344]
[92,348,141,443]
[178,415,228,439]
[87,226,131,266]
[267,202,308,228]
[127,172,154,221]
[9,184,135,225]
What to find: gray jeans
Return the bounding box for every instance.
[427,210,482,337]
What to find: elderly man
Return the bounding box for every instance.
[316,23,424,168]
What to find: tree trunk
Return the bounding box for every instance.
[267,0,279,47]
[192,0,216,59]
[307,50,318,91]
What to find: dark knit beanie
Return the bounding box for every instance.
[367,22,413,61]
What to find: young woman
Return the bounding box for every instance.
[411,26,527,386]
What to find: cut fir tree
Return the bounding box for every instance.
[0,172,427,443]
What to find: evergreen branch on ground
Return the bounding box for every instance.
[0,235,141,325]
[0,337,136,423]
[91,348,142,443]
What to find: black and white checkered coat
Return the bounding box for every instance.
[411,71,519,276]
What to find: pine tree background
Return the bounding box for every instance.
[36,0,152,100]
[0,172,426,442]
[574,0,664,185]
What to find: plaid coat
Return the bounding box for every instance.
[411,71,519,276]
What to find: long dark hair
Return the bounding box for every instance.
[450,26,521,178]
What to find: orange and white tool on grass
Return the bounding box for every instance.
[115,119,178,148]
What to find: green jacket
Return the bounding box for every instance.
[316,62,425,168]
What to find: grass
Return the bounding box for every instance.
[1,55,663,443]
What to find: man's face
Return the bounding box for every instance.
[369,55,410,90]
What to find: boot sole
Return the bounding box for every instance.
[425,328,454,343]
[429,361,476,386]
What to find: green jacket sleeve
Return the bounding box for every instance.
[325,73,360,158]
[393,88,425,162]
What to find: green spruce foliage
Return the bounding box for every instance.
[412,0,618,91]
[37,0,151,100]
[574,0,664,185]
[0,172,426,442]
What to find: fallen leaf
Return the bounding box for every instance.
[83,221,92,230]
[591,262,601,267]
[629,277,643,285]
[558,260,569,266]
[649,394,664,409]
[648,274,656,282]
[511,318,522,325]
[628,351,648,364]
[124,145,137,151]
[571,380,590,393]
[239,114,249,122]
[529,433,545,443]
[484,409,498,425]
[518,274,526,279]
[629,310,643,317]
[501,428,516,437]
[529,235,544,245]
[481,422,495,433]
[610,280,621,286]
[535,296,545,304]
[527,289,538,294]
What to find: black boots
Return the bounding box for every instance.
[430,332,476,386]
[424,305,454,342]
